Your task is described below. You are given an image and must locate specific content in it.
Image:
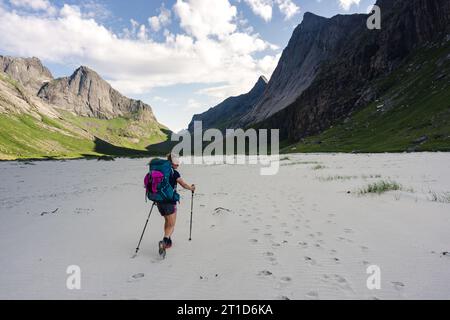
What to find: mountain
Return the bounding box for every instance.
[240,12,366,126]
[188,76,267,132]
[38,66,156,122]
[0,56,53,94]
[245,0,450,152]
[0,57,169,160]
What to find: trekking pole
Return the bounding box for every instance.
[134,202,155,256]
[189,190,194,241]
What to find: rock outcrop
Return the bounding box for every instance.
[0,56,53,94]
[38,66,157,121]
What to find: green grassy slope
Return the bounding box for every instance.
[0,112,171,160]
[0,113,96,160]
[282,43,450,153]
[0,72,171,160]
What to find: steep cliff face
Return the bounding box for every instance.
[37,66,157,121]
[240,12,366,126]
[188,76,267,132]
[0,56,53,94]
[252,0,450,141]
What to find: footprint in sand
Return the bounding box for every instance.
[306,291,319,299]
[337,237,354,243]
[249,239,258,244]
[344,229,354,234]
[252,228,260,233]
[361,246,369,253]
[127,273,145,283]
[264,233,273,238]
[280,276,292,283]
[304,256,317,265]
[322,274,353,293]
[274,277,292,290]
[258,270,273,276]
[272,242,281,248]
[298,242,308,248]
[392,281,405,291]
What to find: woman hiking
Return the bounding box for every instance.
[158,153,195,253]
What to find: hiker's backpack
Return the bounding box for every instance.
[144,158,180,203]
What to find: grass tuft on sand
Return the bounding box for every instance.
[428,191,450,203]
[359,180,402,195]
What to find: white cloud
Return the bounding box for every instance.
[174,0,237,40]
[149,4,172,32]
[338,0,360,11]
[10,0,56,15]
[80,1,113,21]
[276,0,300,20]
[0,2,280,101]
[243,0,273,22]
[243,0,299,22]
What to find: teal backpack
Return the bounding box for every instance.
[144,158,180,203]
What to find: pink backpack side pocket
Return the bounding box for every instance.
[150,171,164,194]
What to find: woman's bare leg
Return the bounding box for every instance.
[164,213,177,238]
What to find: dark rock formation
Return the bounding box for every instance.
[245,0,450,141]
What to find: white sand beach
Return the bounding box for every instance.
[0,153,449,300]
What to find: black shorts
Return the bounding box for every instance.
[157,202,177,216]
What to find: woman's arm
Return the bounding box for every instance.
[177,177,195,192]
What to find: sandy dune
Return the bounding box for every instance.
[0,153,449,299]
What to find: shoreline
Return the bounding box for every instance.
[1,150,450,162]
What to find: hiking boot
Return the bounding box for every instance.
[163,237,172,249]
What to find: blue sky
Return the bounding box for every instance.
[0,0,375,132]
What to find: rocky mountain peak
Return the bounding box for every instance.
[38,65,157,121]
[0,55,53,94]
[252,76,268,92]
[301,12,327,27]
